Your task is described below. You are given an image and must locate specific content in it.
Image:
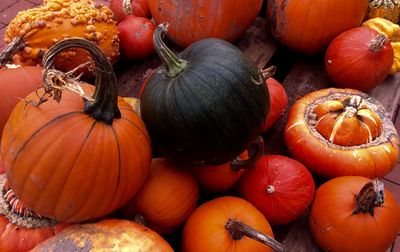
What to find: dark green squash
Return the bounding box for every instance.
[140,23,269,166]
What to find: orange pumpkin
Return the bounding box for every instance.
[4,0,119,73]
[309,176,400,252]
[182,196,285,252]
[0,38,151,222]
[31,219,173,251]
[147,0,263,48]
[121,158,199,234]
[267,0,368,54]
[284,88,399,178]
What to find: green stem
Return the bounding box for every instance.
[153,23,188,78]
[42,38,121,125]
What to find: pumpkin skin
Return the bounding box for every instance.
[147,0,263,48]
[238,155,315,225]
[284,88,399,178]
[31,219,174,251]
[0,39,152,222]
[0,66,42,140]
[368,0,400,24]
[309,176,400,252]
[4,0,119,73]
[267,0,368,54]
[140,24,269,166]
[182,196,276,252]
[121,158,199,234]
[325,27,393,92]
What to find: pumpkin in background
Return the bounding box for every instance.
[367,0,400,24]
[267,0,368,54]
[4,0,119,74]
[238,155,315,225]
[147,0,263,48]
[121,158,199,234]
[325,27,393,91]
[309,176,400,252]
[1,38,152,222]
[182,196,285,252]
[31,219,173,251]
[284,88,399,178]
[140,23,269,166]
[109,0,151,23]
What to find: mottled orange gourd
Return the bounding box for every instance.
[368,0,400,24]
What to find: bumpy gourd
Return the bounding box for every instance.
[367,0,400,24]
[4,0,119,72]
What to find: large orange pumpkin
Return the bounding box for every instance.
[267,0,368,54]
[0,38,152,222]
[284,88,399,178]
[182,196,285,252]
[147,0,263,48]
[31,219,173,251]
[121,158,199,234]
[309,176,400,252]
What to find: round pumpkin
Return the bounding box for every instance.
[238,155,315,225]
[4,0,119,73]
[0,38,152,222]
[267,0,368,54]
[182,196,285,252]
[121,158,199,234]
[309,176,400,252]
[147,0,263,48]
[31,219,173,251]
[140,23,269,166]
[284,88,399,178]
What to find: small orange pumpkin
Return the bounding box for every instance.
[31,219,173,251]
[284,88,399,178]
[309,176,400,252]
[121,158,199,234]
[1,38,151,222]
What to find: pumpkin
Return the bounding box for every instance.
[4,0,119,74]
[367,0,400,24]
[147,0,263,48]
[121,158,199,234]
[109,0,151,23]
[31,219,173,251]
[267,0,368,54]
[391,41,400,74]
[238,155,315,226]
[0,38,152,222]
[182,196,285,252]
[284,88,399,178]
[140,23,269,166]
[325,27,393,92]
[309,176,400,252]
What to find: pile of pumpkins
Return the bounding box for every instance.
[0,0,400,251]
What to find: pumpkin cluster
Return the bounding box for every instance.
[0,0,399,251]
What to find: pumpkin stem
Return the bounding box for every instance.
[231,135,264,171]
[0,36,25,66]
[153,23,188,78]
[225,219,286,252]
[122,0,133,15]
[353,178,384,216]
[369,33,389,52]
[132,214,148,226]
[261,66,277,79]
[42,38,121,125]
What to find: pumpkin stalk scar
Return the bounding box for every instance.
[353,178,384,216]
[225,218,286,252]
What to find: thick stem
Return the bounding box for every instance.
[369,33,389,53]
[231,135,264,171]
[225,219,286,252]
[0,36,25,66]
[122,0,133,15]
[261,66,277,79]
[42,38,121,125]
[153,23,188,78]
[353,178,384,216]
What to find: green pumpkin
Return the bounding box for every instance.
[140,23,269,166]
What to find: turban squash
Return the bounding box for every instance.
[0,38,151,222]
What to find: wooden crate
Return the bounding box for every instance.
[115,17,400,252]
